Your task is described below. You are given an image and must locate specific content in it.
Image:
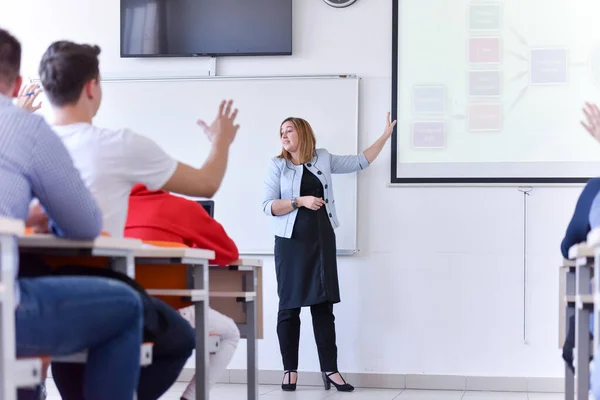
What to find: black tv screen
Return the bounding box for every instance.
[120,0,293,57]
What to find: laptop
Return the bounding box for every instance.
[197,200,215,217]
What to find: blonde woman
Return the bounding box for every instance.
[262,114,396,392]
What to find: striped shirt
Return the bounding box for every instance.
[0,93,102,302]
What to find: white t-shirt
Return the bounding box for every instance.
[52,123,178,237]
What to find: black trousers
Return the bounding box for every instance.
[277,302,338,372]
[51,297,195,400]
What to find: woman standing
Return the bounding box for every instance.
[262,114,396,392]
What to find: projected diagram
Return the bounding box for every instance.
[410,2,600,150]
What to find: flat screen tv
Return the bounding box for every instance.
[121,0,293,57]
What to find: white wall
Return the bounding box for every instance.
[1,0,584,378]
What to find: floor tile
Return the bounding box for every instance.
[260,385,335,399]
[44,380,549,400]
[327,388,404,400]
[463,391,527,399]
[396,389,465,399]
[526,394,564,400]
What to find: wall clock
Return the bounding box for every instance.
[323,0,358,8]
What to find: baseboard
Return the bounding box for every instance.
[177,368,564,393]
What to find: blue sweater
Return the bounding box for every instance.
[561,178,600,259]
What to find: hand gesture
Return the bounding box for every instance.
[25,204,50,234]
[382,112,397,139]
[197,100,240,146]
[582,102,600,143]
[299,196,325,211]
[16,82,43,113]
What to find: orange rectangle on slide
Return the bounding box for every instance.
[468,103,502,132]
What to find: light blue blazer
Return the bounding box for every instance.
[262,148,370,238]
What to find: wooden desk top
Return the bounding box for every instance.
[135,245,215,262]
[230,258,263,267]
[568,243,595,259]
[0,218,25,236]
[210,291,257,300]
[577,294,594,305]
[210,258,263,269]
[146,289,208,302]
[18,234,142,251]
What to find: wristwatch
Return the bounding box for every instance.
[291,198,298,210]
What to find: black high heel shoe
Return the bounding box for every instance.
[281,370,297,391]
[322,371,354,392]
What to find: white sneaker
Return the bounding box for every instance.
[181,379,195,400]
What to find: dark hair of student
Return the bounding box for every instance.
[39,41,101,106]
[0,29,21,88]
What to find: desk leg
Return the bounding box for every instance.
[566,304,576,400]
[566,268,575,400]
[0,236,17,400]
[246,299,258,400]
[566,363,575,400]
[243,272,258,400]
[575,262,591,400]
[192,263,209,400]
[109,255,135,278]
[575,304,590,400]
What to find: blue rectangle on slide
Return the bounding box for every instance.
[412,86,446,114]
[469,71,501,96]
[530,48,567,84]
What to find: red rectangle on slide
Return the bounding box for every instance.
[468,103,502,131]
[468,38,501,63]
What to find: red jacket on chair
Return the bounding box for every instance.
[124,184,239,266]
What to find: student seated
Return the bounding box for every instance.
[125,184,239,265]
[558,106,600,389]
[0,29,144,400]
[580,102,600,400]
[589,190,600,400]
[126,183,241,398]
[559,179,600,373]
[560,178,600,259]
[37,40,240,399]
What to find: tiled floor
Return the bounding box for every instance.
[45,380,569,400]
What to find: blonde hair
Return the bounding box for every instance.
[277,117,316,164]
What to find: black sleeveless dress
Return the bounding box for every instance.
[274,165,340,310]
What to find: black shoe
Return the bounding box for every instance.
[322,371,354,392]
[282,370,297,391]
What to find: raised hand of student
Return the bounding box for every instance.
[16,82,43,113]
[582,102,600,142]
[26,204,50,234]
[197,100,240,146]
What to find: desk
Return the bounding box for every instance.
[134,245,214,400]
[18,234,142,277]
[0,218,42,400]
[17,235,148,379]
[568,243,595,400]
[587,228,600,356]
[210,258,263,400]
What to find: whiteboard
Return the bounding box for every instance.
[45,76,360,254]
